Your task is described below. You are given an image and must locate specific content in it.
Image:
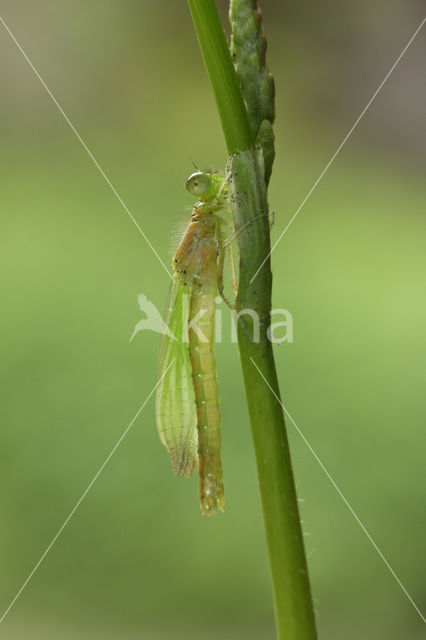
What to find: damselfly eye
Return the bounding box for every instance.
[186,172,211,197]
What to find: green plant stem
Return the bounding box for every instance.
[229,151,317,639]
[187,0,252,153]
[187,2,317,638]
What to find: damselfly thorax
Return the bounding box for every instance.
[173,210,220,287]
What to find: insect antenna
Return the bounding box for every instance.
[188,157,200,171]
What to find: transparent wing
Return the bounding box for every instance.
[155,278,198,477]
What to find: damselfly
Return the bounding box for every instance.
[155,170,237,516]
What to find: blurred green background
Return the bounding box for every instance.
[0,1,425,638]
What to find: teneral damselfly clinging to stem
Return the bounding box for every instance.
[155,169,238,516]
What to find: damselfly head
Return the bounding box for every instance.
[186,171,226,205]
[186,172,212,199]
